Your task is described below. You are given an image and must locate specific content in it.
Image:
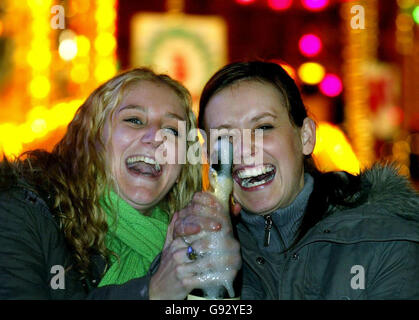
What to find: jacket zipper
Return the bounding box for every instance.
[264,214,272,247]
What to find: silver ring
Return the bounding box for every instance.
[186,245,197,261]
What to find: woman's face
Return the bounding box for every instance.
[203,80,315,215]
[106,80,186,213]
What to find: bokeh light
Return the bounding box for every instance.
[268,0,293,11]
[59,39,78,61]
[313,122,360,174]
[299,34,322,57]
[29,76,51,99]
[301,0,329,11]
[413,6,419,24]
[298,62,325,85]
[319,73,343,97]
[235,0,255,4]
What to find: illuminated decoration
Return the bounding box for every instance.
[413,6,419,24]
[319,74,342,97]
[236,0,256,4]
[313,122,360,174]
[27,0,53,108]
[341,0,377,169]
[301,0,329,11]
[94,0,118,83]
[298,62,325,85]
[131,13,227,115]
[59,30,78,61]
[298,34,322,57]
[268,0,293,11]
[0,1,119,157]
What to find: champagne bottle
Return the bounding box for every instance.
[187,138,242,300]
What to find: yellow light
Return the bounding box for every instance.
[59,39,78,61]
[71,64,90,83]
[29,76,51,99]
[298,62,325,85]
[313,122,360,174]
[95,59,117,82]
[31,119,47,135]
[27,49,51,70]
[76,35,91,57]
[94,32,116,56]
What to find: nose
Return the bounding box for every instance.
[241,129,263,165]
[140,125,163,148]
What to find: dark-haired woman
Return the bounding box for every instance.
[198,61,419,299]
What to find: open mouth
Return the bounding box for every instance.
[233,164,276,190]
[126,155,162,178]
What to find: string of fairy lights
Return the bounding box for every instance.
[0,0,117,156]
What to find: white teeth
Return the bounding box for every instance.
[127,156,161,172]
[241,177,273,188]
[237,165,274,179]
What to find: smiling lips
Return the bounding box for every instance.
[126,155,162,178]
[233,164,276,190]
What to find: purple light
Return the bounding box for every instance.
[301,0,329,11]
[319,74,343,97]
[268,0,293,10]
[299,34,322,57]
[236,0,256,5]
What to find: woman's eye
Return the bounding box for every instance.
[164,127,179,137]
[257,124,274,131]
[124,118,143,126]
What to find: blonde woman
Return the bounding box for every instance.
[0,68,240,299]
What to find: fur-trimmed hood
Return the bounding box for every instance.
[359,164,419,222]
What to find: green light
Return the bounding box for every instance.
[413,6,419,24]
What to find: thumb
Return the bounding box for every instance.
[164,211,179,249]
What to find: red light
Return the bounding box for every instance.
[236,0,256,5]
[301,0,329,11]
[319,74,343,97]
[299,34,322,57]
[268,0,293,10]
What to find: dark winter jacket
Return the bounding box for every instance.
[238,166,419,299]
[0,178,160,299]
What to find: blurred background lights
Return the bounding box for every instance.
[299,33,322,57]
[235,0,256,4]
[301,0,329,11]
[268,0,293,11]
[319,74,343,97]
[29,76,51,99]
[59,30,78,61]
[298,62,325,85]
[59,39,78,61]
[413,6,419,24]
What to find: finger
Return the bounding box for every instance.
[192,192,222,212]
[231,201,242,217]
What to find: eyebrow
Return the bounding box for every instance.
[250,112,277,122]
[213,112,277,129]
[118,104,185,121]
[165,112,186,122]
[118,104,146,113]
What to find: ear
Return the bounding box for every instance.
[300,117,316,156]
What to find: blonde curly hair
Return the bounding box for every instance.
[3,68,201,277]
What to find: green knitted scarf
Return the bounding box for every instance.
[98,191,169,287]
